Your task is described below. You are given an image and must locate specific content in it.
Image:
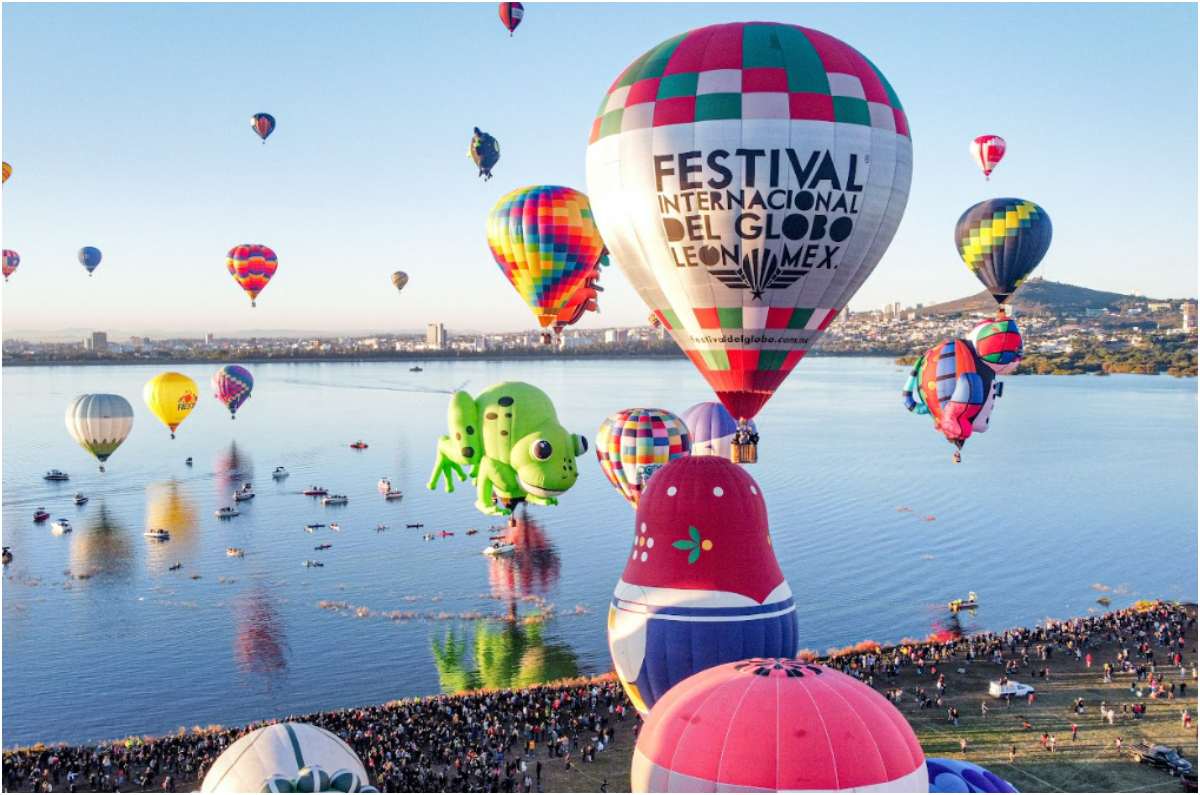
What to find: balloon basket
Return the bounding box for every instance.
[731,442,758,464]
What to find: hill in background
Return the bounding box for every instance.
[919,277,1140,317]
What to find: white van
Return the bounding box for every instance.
[989,680,1035,698]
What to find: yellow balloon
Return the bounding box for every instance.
[143,372,199,438]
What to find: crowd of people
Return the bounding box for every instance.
[2,601,1194,793]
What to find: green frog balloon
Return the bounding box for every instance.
[428,382,588,515]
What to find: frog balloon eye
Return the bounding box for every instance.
[573,434,588,456]
[531,440,553,461]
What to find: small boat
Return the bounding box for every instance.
[948,591,979,612]
[215,506,240,519]
[329,522,341,532]
[226,547,245,557]
[303,486,329,496]
[406,523,424,529]
[349,441,369,450]
[185,457,193,466]
[314,543,332,550]
[2,547,12,565]
[51,518,73,534]
[272,466,289,479]
[322,494,348,506]
[73,493,89,506]
[144,529,170,541]
[233,487,256,502]
[483,542,516,557]
[384,490,404,500]
[466,528,479,536]
[304,560,324,568]
[439,530,455,537]
[43,470,70,482]
[489,534,507,541]
[409,366,423,372]
[33,508,50,523]
[377,478,392,492]
[304,523,325,533]
[375,523,388,532]
[168,562,183,571]
[423,533,434,541]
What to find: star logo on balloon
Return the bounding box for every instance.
[710,247,811,300]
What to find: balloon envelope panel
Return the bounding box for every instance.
[927,758,1018,793]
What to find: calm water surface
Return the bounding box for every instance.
[2,358,1195,746]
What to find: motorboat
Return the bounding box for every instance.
[466,528,479,536]
[303,486,329,496]
[233,486,256,502]
[377,478,392,492]
[226,547,245,557]
[2,547,12,566]
[406,523,424,529]
[328,522,341,532]
[44,470,70,482]
[409,366,423,372]
[314,543,332,550]
[322,494,348,506]
[73,493,89,506]
[489,534,507,541]
[33,508,50,522]
[304,523,326,533]
[303,560,324,568]
[384,490,404,500]
[483,542,516,556]
[215,506,240,519]
[439,530,454,537]
[185,457,193,466]
[144,529,171,541]
[51,518,73,534]
[349,441,369,450]
[375,523,388,531]
[168,562,183,571]
[272,467,289,479]
[949,591,979,612]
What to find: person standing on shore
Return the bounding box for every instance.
[1071,723,1079,741]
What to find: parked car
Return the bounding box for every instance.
[988,680,1035,698]
[1129,743,1194,776]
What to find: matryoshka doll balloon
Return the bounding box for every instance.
[607,455,797,715]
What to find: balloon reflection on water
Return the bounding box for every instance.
[69,502,133,579]
[235,586,290,679]
[144,480,198,570]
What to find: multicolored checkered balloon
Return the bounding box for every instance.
[968,316,1023,375]
[586,22,913,428]
[486,185,607,329]
[955,198,1052,306]
[227,244,278,307]
[596,408,690,507]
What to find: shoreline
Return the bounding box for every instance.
[5,600,1192,754]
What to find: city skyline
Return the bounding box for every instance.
[2,3,1197,336]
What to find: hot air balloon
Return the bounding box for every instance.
[680,401,759,462]
[143,372,199,439]
[226,244,278,307]
[250,113,276,143]
[608,456,797,716]
[904,339,998,463]
[212,365,254,419]
[595,408,691,507]
[970,135,1006,180]
[498,2,523,36]
[78,246,102,276]
[631,659,928,792]
[391,271,409,293]
[968,315,1023,375]
[200,723,377,793]
[927,758,1018,793]
[485,185,608,339]
[955,198,1052,307]
[2,162,10,183]
[469,127,501,180]
[586,22,913,456]
[2,250,18,282]
[65,394,134,472]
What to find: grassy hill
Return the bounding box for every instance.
[920,278,1136,317]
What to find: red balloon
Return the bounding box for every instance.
[498,2,523,35]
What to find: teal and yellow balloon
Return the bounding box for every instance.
[955,198,1052,306]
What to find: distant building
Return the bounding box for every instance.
[84,331,108,352]
[205,332,215,345]
[604,329,625,344]
[130,336,143,351]
[426,322,446,350]
[1183,303,1196,332]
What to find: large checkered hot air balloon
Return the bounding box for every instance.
[586,22,913,457]
[485,185,608,340]
[903,339,998,463]
[227,244,278,307]
[955,198,1051,308]
[595,408,691,507]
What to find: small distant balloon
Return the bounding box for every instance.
[469,127,501,180]
[2,162,10,183]
[212,365,254,419]
[2,250,18,282]
[226,244,278,307]
[251,113,276,143]
[498,2,523,35]
[970,135,1006,180]
[78,247,102,276]
[391,271,409,293]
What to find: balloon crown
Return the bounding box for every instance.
[734,659,824,678]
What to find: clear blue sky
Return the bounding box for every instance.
[2,2,1196,338]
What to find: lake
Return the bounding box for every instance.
[2,358,1196,746]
